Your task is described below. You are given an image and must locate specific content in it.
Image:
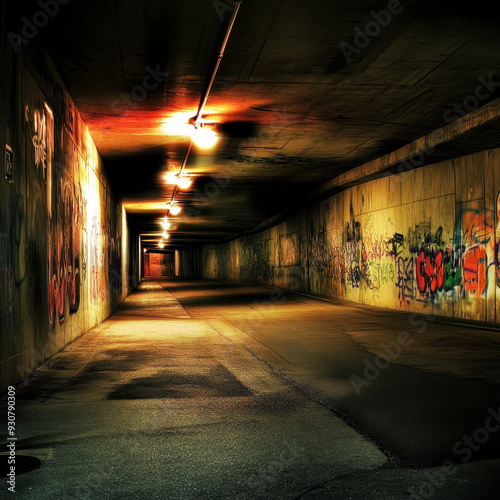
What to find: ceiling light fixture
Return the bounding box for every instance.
[166,171,192,189]
[161,217,171,230]
[164,0,243,233]
[166,172,179,185]
[162,231,170,239]
[158,241,165,249]
[192,124,218,149]
[168,203,181,216]
[177,175,192,189]
[161,113,196,137]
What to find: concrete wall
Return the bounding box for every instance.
[180,246,203,279]
[0,39,139,391]
[199,149,500,324]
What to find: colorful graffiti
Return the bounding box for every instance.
[29,103,83,326]
[442,247,461,293]
[416,246,444,296]
[33,108,47,174]
[462,246,487,296]
[48,180,82,326]
[338,196,500,307]
[342,210,403,292]
[365,261,395,290]
[86,183,123,303]
[451,203,495,299]
[89,210,105,303]
[407,224,444,253]
[395,257,414,304]
[344,239,361,288]
[308,231,332,276]
[199,162,500,320]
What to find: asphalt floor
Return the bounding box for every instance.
[1,278,500,499]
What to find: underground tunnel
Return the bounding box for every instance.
[1,0,500,498]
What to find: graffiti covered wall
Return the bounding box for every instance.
[200,149,500,324]
[0,43,138,392]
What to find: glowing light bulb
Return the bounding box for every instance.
[169,204,181,216]
[162,231,170,239]
[193,127,218,149]
[160,113,196,137]
[161,218,171,230]
[166,172,179,185]
[158,242,165,249]
[178,176,192,189]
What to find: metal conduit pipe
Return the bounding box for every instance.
[168,0,244,215]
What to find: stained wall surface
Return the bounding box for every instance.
[199,149,500,324]
[180,247,203,280]
[144,252,176,277]
[0,44,139,392]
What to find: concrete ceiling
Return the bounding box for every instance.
[33,0,500,248]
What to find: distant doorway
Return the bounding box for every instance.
[144,251,175,277]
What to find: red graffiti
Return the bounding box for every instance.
[456,203,495,296]
[461,210,494,247]
[48,183,81,327]
[416,248,444,295]
[463,246,487,296]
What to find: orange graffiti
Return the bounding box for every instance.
[463,246,487,296]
